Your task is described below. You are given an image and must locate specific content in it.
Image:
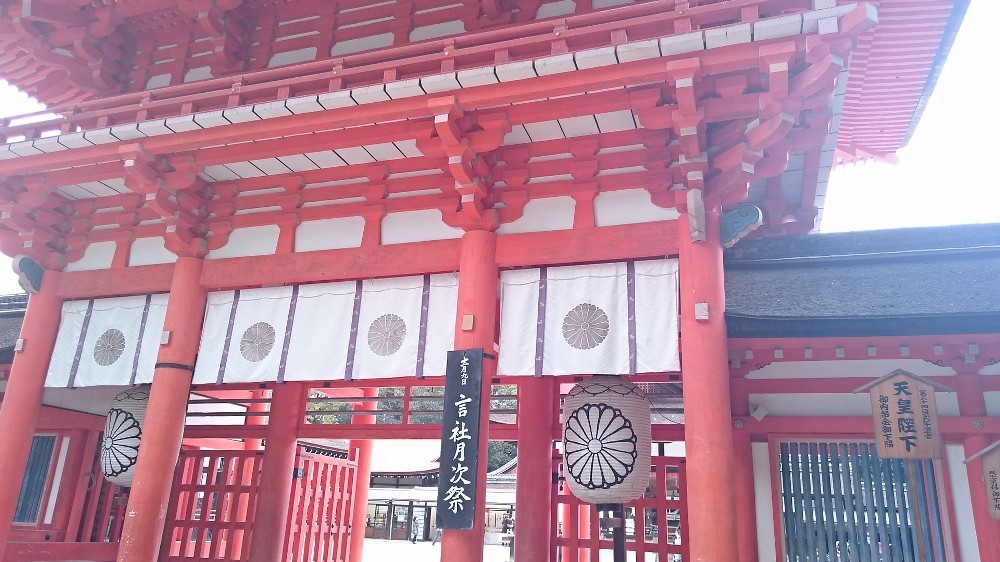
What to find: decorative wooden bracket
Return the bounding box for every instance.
[422,97,511,231]
[123,153,225,258]
[720,206,763,249]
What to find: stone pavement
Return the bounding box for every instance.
[360,538,669,561]
[361,538,512,562]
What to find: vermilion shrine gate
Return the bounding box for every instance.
[0,0,995,561]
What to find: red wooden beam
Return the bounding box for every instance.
[734,415,1000,437]
[55,222,678,298]
[5,541,119,561]
[56,264,175,299]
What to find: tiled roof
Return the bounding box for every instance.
[725,223,1000,337]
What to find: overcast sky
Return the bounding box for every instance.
[0,1,995,294]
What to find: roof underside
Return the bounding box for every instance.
[0,0,964,159]
[0,0,967,245]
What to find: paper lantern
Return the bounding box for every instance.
[562,375,651,504]
[101,386,150,486]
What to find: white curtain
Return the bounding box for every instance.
[498,259,679,376]
[192,286,294,385]
[46,294,168,388]
[193,274,458,384]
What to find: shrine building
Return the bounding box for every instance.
[0,0,995,561]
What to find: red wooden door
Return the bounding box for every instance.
[161,450,264,561]
[285,448,358,562]
[553,454,689,561]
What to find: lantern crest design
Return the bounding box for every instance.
[240,322,276,362]
[102,408,141,477]
[564,403,638,489]
[101,386,150,486]
[562,375,651,504]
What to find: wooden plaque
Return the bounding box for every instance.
[867,370,943,459]
[983,447,1000,521]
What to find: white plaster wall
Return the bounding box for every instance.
[946,444,980,562]
[207,225,280,259]
[747,392,961,417]
[129,236,177,266]
[497,196,575,234]
[985,391,1000,416]
[295,217,364,252]
[381,210,463,245]
[752,442,778,562]
[64,241,116,271]
[980,362,1000,376]
[746,359,956,379]
[594,188,679,226]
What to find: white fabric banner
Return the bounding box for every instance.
[46,294,168,388]
[282,281,357,381]
[193,286,294,385]
[193,274,458,383]
[352,273,458,380]
[498,259,679,376]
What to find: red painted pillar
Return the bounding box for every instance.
[955,373,1000,556]
[248,382,308,562]
[0,272,62,550]
[730,378,759,562]
[348,386,378,562]
[514,376,555,562]
[117,257,206,562]
[732,432,758,562]
[678,202,740,562]
[441,229,497,562]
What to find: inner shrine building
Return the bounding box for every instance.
[0,0,996,561]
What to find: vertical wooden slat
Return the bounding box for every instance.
[801,442,815,562]
[882,457,905,562]
[328,463,341,560]
[922,460,947,562]
[223,454,249,560]
[240,454,263,558]
[889,460,917,560]
[779,442,795,561]
[824,444,848,561]
[831,444,858,562]
[863,444,890,562]
[804,442,825,560]
[906,461,937,561]
[851,444,875,562]
[814,443,830,561]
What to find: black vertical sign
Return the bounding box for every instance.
[436,348,483,530]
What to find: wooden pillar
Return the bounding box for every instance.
[248,382,307,562]
[514,376,555,562]
[0,272,62,549]
[348,386,377,562]
[441,229,497,562]
[678,202,740,561]
[732,432,758,562]
[955,372,1000,556]
[731,378,759,562]
[118,257,206,562]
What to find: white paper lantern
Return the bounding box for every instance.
[562,375,651,504]
[101,386,150,486]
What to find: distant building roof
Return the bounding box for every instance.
[725,223,1000,337]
